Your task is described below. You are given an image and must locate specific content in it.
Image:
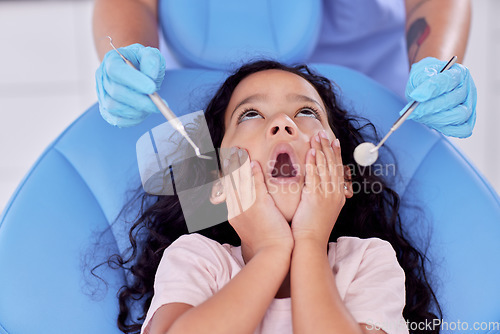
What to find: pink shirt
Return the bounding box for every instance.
[142,233,408,334]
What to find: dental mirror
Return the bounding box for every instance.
[353,142,379,167]
[353,55,457,167]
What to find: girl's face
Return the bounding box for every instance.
[220,69,338,221]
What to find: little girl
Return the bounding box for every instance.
[109,61,440,334]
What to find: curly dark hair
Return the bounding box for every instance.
[99,60,441,333]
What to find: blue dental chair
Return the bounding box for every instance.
[1,1,499,333]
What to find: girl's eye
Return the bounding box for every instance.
[237,109,263,123]
[296,107,320,119]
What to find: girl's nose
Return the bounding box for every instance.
[267,114,297,138]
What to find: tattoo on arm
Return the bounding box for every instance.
[406,17,430,64]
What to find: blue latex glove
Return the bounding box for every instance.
[95,43,166,127]
[403,57,477,138]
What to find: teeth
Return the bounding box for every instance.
[272,153,296,177]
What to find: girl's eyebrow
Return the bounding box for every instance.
[230,93,267,120]
[286,93,326,113]
[229,93,326,120]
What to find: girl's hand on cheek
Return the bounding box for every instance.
[291,131,348,246]
[222,147,294,261]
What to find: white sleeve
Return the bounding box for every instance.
[342,238,409,334]
[141,233,233,333]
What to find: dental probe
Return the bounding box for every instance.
[353,55,458,167]
[107,36,212,160]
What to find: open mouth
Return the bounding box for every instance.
[271,153,298,178]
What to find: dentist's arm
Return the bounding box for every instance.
[405,0,471,64]
[93,0,166,127]
[93,0,159,60]
[404,0,476,139]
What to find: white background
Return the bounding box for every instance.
[0,0,498,213]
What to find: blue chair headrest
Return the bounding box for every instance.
[159,0,322,70]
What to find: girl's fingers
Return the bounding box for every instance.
[223,147,243,218]
[330,137,343,171]
[319,131,336,178]
[221,168,237,218]
[250,160,269,198]
[304,148,317,192]
[250,161,256,205]
[318,131,340,191]
[331,137,344,168]
[311,132,331,192]
[307,134,322,190]
[316,149,329,189]
[315,131,345,194]
[238,148,255,211]
[331,137,348,192]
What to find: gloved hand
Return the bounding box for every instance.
[402,57,477,138]
[96,43,166,127]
